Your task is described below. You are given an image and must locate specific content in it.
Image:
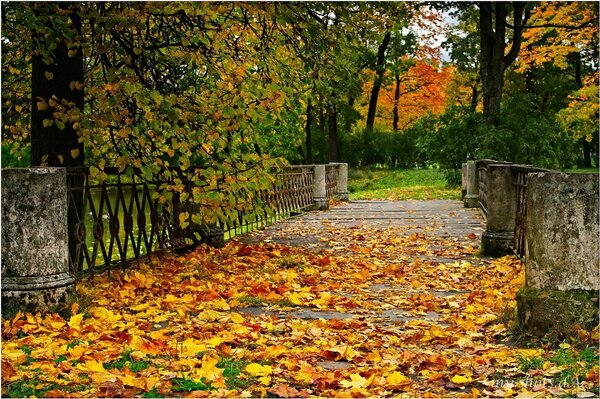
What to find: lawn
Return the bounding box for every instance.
[348,167,460,201]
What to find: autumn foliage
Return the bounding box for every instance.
[3,226,598,397]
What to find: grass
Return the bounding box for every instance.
[348,167,460,201]
[515,345,599,390]
[563,168,599,174]
[103,350,151,372]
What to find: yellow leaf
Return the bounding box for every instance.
[145,376,161,391]
[386,371,410,386]
[194,354,223,382]
[288,292,302,306]
[68,313,84,331]
[45,71,54,80]
[179,338,206,358]
[340,373,370,389]
[206,336,222,348]
[89,372,117,384]
[120,374,146,389]
[450,374,472,384]
[70,148,80,159]
[245,363,273,377]
[68,345,87,360]
[84,359,106,373]
[37,100,48,111]
[230,313,245,324]
[328,344,359,360]
[258,376,271,386]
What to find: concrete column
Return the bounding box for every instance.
[480,164,516,256]
[517,172,599,337]
[336,163,349,201]
[461,163,467,200]
[312,164,328,210]
[463,160,478,208]
[1,168,75,314]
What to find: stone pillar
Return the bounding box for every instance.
[336,163,349,201]
[480,164,516,256]
[1,168,75,314]
[517,173,599,337]
[463,160,478,208]
[461,163,467,200]
[312,164,328,210]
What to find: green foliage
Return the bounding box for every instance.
[342,128,423,168]
[414,106,483,171]
[477,93,578,169]
[414,95,579,171]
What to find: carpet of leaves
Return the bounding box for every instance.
[2,225,599,398]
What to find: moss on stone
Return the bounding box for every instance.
[516,286,599,338]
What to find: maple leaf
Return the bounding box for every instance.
[450,374,473,384]
[340,373,372,389]
[68,313,84,331]
[245,363,273,377]
[386,371,411,387]
[194,354,224,381]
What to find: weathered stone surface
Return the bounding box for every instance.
[336,163,349,201]
[313,164,328,210]
[463,161,478,208]
[516,286,599,337]
[461,163,467,200]
[481,164,516,256]
[526,173,599,291]
[1,167,74,313]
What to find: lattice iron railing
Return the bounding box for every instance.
[67,164,343,278]
[325,164,339,199]
[511,165,554,258]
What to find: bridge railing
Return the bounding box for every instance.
[66,163,348,278]
[462,160,555,257]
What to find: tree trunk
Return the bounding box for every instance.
[478,2,529,126]
[30,3,85,272]
[479,3,505,127]
[328,105,338,162]
[470,80,479,112]
[573,52,591,168]
[305,100,313,164]
[366,31,391,131]
[392,73,400,131]
[582,139,592,168]
[31,5,84,167]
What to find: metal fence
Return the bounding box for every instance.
[511,165,554,258]
[66,164,343,278]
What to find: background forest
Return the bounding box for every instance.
[2,2,598,190]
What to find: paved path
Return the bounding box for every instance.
[237,200,497,365]
[244,199,486,253]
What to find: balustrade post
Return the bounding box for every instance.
[463,160,478,208]
[481,164,516,256]
[312,164,328,210]
[336,163,349,201]
[1,168,75,314]
[517,172,599,337]
[461,163,467,199]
